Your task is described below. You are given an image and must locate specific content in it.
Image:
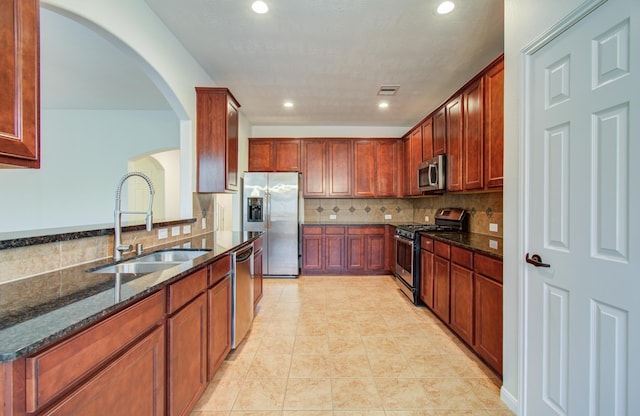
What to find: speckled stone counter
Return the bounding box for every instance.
[0,231,261,362]
[420,231,503,259]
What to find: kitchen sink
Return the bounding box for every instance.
[87,249,211,275]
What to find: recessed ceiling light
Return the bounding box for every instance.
[251,1,269,14]
[283,101,294,108]
[436,1,455,14]
[378,102,389,109]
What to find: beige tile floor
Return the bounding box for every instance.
[191,275,514,416]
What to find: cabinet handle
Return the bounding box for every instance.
[525,252,550,268]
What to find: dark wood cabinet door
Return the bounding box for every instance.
[353,140,376,197]
[421,117,434,161]
[253,249,263,308]
[301,230,323,273]
[463,78,485,190]
[403,137,411,196]
[433,255,451,323]
[208,275,231,380]
[375,140,400,197]
[420,249,434,308]
[168,294,207,416]
[409,128,423,195]
[0,0,40,168]
[433,107,446,156]
[484,58,504,189]
[274,139,301,172]
[302,140,327,196]
[327,140,352,196]
[474,273,503,375]
[196,88,240,192]
[325,234,345,272]
[42,327,165,416]
[450,264,474,345]
[366,234,386,272]
[346,235,366,271]
[385,225,395,273]
[446,96,463,192]
[248,139,274,171]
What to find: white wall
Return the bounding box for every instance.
[251,125,410,138]
[0,110,179,232]
[503,0,584,411]
[152,149,182,219]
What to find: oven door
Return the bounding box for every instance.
[394,234,414,290]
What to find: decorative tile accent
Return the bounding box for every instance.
[395,206,402,213]
[486,207,493,219]
[380,206,387,213]
[349,206,356,213]
[333,206,340,213]
[317,207,324,213]
[364,206,371,213]
[470,207,477,216]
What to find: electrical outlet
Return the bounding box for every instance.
[171,226,181,237]
[183,242,192,248]
[489,223,498,233]
[425,216,429,222]
[329,214,337,220]
[489,239,499,249]
[158,228,168,239]
[201,218,206,229]
[384,214,392,220]
[201,238,207,247]
[183,225,191,234]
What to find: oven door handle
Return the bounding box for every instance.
[394,235,412,243]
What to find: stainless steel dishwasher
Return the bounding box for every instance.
[231,243,254,348]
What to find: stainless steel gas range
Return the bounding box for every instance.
[393,208,468,304]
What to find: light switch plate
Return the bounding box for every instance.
[171,226,181,237]
[201,218,206,229]
[489,239,499,249]
[329,214,337,220]
[183,242,192,248]
[158,228,168,239]
[425,216,429,222]
[489,223,498,232]
[384,214,392,220]
[183,225,191,234]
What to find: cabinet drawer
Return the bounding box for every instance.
[420,237,433,252]
[347,226,384,235]
[325,226,345,235]
[168,268,207,314]
[209,255,231,287]
[451,246,473,269]
[474,254,503,283]
[434,241,450,259]
[26,290,165,412]
[302,226,323,235]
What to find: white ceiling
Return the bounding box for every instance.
[41,0,504,128]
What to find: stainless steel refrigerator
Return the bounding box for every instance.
[243,172,300,277]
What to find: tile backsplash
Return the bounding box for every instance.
[304,191,503,237]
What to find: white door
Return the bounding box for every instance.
[523,0,639,415]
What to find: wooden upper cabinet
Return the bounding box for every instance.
[0,0,40,168]
[484,58,504,189]
[463,78,485,190]
[248,138,301,172]
[302,140,327,196]
[421,117,434,161]
[353,139,401,197]
[195,87,240,192]
[446,95,463,192]
[403,129,422,196]
[433,107,446,156]
[327,140,352,196]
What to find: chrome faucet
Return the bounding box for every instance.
[114,172,155,261]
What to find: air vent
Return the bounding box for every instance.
[377,85,400,96]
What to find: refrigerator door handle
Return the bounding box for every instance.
[265,191,270,230]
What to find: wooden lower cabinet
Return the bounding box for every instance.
[419,241,434,309]
[167,293,207,416]
[346,227,385,273]
[41,326,165,416]
[325,228,346,273]
[432,254,451,323]
[253,244,264,308]
[450,263,474,345]
[474,254,503,375]
[208,276,232,380]
[301,227,323,273]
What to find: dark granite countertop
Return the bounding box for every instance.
[420,231,503,259]
[0,231,261,362]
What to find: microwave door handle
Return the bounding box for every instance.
[428,164,437,186]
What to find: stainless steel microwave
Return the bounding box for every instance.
[418,154,446,193]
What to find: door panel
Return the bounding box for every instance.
[524,1,639,414]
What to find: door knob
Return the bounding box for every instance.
[525,252,550,268]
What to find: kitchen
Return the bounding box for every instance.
[2,0,638,415]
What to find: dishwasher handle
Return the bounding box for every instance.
[235,246,253,263]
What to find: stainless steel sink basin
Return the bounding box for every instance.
[87,249,210,275]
